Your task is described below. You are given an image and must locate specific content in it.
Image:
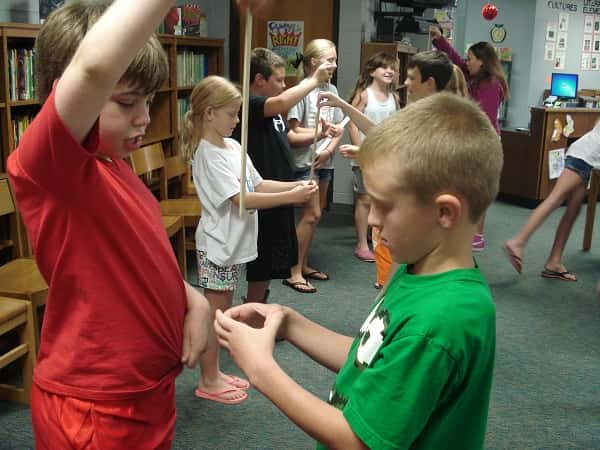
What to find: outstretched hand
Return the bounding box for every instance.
[338,144,359,160]
[429,25,442,40]
[214,303,286,379]
[317,91,347,109]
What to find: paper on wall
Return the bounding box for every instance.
[548,148,565,180]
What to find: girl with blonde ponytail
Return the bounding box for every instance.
[183,75,317,405]
[285,38,344,292]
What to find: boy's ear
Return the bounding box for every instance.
[426,77,438,93]
[253,73,265,86]
[435,193,462,229]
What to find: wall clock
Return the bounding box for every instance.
[491,24,506,43]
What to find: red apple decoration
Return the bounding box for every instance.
[482,3,498,21]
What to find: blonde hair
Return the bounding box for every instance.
[297,38,336,81]
[180,76,241,162]
[358,93,503,223]
[35,0,168,103]
[446,65,469,97]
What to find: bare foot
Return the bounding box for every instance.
[503,239,524,274]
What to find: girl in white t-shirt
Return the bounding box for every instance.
[285,38,344,293]
[504,121,600,282]
[342,52,399,270]
[180,76,317,404]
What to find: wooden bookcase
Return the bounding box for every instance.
[0,22,224,170]
[0,22,223,256]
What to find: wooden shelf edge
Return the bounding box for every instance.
[9,100,40,107]
[142,134,175,146]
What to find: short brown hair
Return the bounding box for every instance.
[358,93,503,222]
[35,0,168,103]
[407,50,453,92]
[250,47,285,83]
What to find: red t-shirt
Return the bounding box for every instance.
[7,90,186,400]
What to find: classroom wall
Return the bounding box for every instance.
[333,0,363,205]
[453,0,537,128]
[0,0,38,22]
[528,0,600,107]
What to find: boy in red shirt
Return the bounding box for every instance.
[8,1,210,448]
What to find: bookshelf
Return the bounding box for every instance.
[0,23,224,168]
[0,23,222,256]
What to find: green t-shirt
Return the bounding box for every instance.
[317,264,495,450]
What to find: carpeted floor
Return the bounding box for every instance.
[1,200,599,449]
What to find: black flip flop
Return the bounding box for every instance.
[540,269,577,282]
[302,270,330,281]
[282,279,317,293]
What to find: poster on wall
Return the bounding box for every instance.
[595,15,600,33]
[591,54,600,70]
[583,34,593,52]
[556,32,568,51]
[267,21,304,77]
[584,15,594,33]
[548,148,565,180]
[546,22,557,41]
[558,13,569,32]
[554,51,566,69]
[545,42,556,61]
[581,53,591,70]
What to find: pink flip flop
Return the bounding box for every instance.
[225,374,250,390]
[194,387,248,405]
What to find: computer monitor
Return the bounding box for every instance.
[550,73,579,99]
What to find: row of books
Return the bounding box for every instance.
[8,48,36,101]
[159,5,208,37]
[178,98,190,131]
[177,51,209,87]
[12,114,35,148]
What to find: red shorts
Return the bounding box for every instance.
[31,380,176,450]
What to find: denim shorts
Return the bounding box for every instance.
[564,155,593,183]
[294,167,333,182]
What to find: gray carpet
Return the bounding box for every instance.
[1,201,599,449]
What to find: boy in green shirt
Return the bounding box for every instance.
[215,92,503,449]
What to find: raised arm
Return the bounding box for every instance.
[429,27,468,74]
[263,62,334,117]
[55,0,174,143]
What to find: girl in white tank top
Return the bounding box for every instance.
[342,52,399,266]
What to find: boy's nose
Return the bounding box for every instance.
[134,106,151,127]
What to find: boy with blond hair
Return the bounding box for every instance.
[215,93,503,449]
[8,0,211,447]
